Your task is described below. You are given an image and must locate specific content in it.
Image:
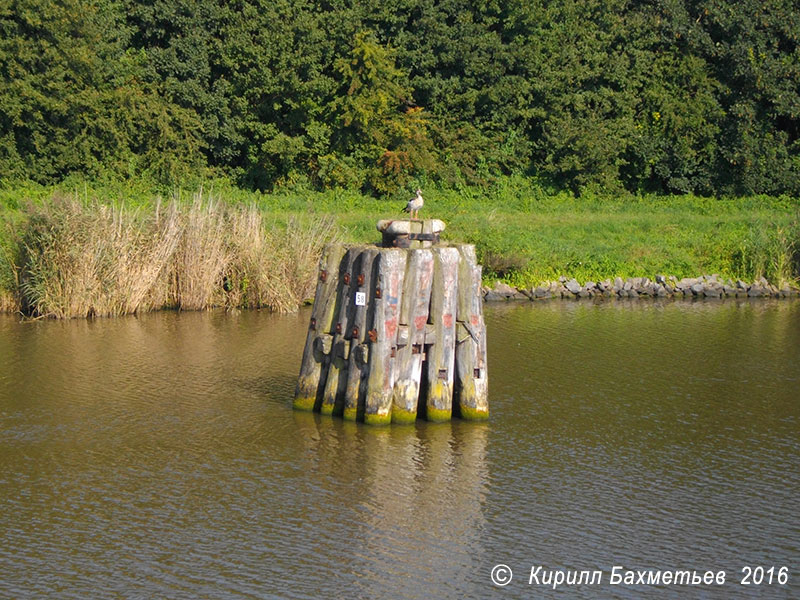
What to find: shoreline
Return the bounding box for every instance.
[2,273,797,320]
[2,186,798,318]
[484,275,800,302]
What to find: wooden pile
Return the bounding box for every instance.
[294,225,488,425]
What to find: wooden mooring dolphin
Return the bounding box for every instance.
[294,219,488,424]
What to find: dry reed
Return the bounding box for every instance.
[226,213,337,312]
[171,197,232,311]
[16,193,339,318]
[0,290,19,313]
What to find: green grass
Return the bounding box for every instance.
[1,176,798,315]
[245,181,799,288]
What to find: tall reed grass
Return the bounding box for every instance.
[731,219,800,286]
[15,193,338,318]
[0,289,17,313]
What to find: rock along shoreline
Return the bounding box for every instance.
[484,275,800,302]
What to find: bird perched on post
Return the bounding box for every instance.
[403,189,424,220]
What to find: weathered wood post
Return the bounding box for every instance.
[423,246,460,422]
[342,248,378,421]
[294,243,346,411]
[294,219,488,424]
[319,246,363,416]
[454,244,489,420]
[391,249,434,424]
[363,249,407,425]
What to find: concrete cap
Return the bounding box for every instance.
[376,219,446,234]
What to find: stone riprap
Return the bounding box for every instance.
[483,275,800,302]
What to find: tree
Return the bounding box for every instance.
[331,31,434,193]
[0,0,203,184]
[700,0,800,194]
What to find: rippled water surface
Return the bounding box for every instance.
[1,300,798,598]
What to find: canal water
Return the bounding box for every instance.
[1,300,798,598]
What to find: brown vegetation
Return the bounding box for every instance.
[14,194,338,318]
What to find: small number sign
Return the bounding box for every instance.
[355,291,366,306]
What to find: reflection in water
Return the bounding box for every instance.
[1,299,799,598]
[290,413,488,598]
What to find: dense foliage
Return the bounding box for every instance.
[1,0,798,196]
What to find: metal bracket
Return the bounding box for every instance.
[456,320,481,344]
[388,232,441,248]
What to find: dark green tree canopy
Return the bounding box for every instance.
[1,0,798,196]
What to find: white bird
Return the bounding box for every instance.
[403,189,424,220]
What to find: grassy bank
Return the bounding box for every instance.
[1,178,798,317]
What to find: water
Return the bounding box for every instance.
[1,300,798,599]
